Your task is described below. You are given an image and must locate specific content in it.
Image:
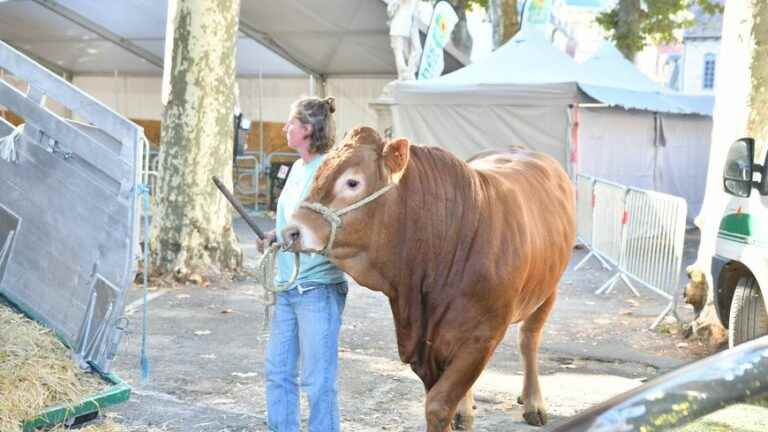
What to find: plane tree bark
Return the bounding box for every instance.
[685,0,767,347]
[150,0,243,282]
[488,0,519,48]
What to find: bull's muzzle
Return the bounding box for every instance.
[286,183,397,256]
[281,225,302,252]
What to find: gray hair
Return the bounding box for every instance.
[290,96,337,154]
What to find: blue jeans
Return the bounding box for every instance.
[265,281,348,432]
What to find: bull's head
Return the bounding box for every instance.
[282,126,409,259]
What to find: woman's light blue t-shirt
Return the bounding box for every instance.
[275,155,346,288]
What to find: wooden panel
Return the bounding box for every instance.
[1,110,24,126]
[131,118,161,148]
[245,121,290,156]
[129,118,290,158]
[120,118,299,210]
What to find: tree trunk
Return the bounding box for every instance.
[685,0,767,347]
[489,0,519,49]
[616,0,644,61]
[447,0,473,57]
[748,0,768,152]
[501,0,520,45]
[150,0,243,281]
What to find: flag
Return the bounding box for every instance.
[417,1,459,80]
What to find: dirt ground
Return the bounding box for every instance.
[97,218,747,431]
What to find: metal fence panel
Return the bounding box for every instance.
[575,174,688,329]
[591,180,627,267]
[621,189,687,300]
[576,174,594,246]
[574,174,612,271]
[0,40,141,373]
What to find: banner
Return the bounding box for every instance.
[522,0,554,33]
[417,1,459,80]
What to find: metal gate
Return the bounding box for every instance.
[574,174,688,329]
[0,40,142,373]
[574,174,611,271]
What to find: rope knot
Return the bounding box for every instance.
[136,184,151,195]
[0,124,24,163]
[257,243,300,330]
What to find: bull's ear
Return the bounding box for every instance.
[382,138,410,182]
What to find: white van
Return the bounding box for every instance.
[712,138,768,346]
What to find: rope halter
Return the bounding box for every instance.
[300,182,396,256]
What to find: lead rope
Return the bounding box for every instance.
[301,182,396,256]
[137,182,151,384]
[256,244,300,330]
[0,124,23,163]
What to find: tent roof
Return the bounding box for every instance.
[435,31,580,85]
[578,42,714,115]
[393,31,714,116]
[393,31,582,106]
[580,42,662,93]
[564,0,610,7]
[0,0,413,78]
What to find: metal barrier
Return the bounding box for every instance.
[234,153,261,206]
[262,151,299,171]
[141,149,267,213]
[139,142,159,217]
[590,180,627,268]
[574,174,688,329]
[596,188,687,328]
[573,174,610,271]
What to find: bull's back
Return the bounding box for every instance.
[470,150,576,319]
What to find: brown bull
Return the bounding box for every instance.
[282,126,575,431]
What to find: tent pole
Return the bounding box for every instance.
[309,74,315,96]
[258,69,264,164]
[113,69,119,114]
[0,68,5,120]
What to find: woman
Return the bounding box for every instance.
[258,96,348,432]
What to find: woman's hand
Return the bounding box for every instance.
[257,230,277,253]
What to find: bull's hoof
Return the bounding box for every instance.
[523,409,548,426]
[452,413,475,431]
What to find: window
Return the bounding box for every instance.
[703,53,716,90]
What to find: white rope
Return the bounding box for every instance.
[256,244,300,329]
[0,124,23,163]
[301,182,396,255]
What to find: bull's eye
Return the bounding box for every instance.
[346,179,359,189]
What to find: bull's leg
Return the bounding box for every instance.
[425,349,491,432]
[518,294,556,426]
[451,386,476,431]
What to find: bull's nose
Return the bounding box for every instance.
[282,225,301,245]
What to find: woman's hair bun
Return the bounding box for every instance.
[324,96,336,114]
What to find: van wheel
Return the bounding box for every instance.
[728,276,768,348]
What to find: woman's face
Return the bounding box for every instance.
[283,114,312,153]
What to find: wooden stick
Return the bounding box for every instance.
[212,176,266,240]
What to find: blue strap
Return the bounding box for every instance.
[137,184,151,384]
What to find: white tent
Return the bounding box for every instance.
[577,43,712,220]
[392,32,580,170]
[389,32,713,221]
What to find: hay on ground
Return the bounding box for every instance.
[0,303,107,431]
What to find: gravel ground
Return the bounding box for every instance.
[88,218,768,431]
